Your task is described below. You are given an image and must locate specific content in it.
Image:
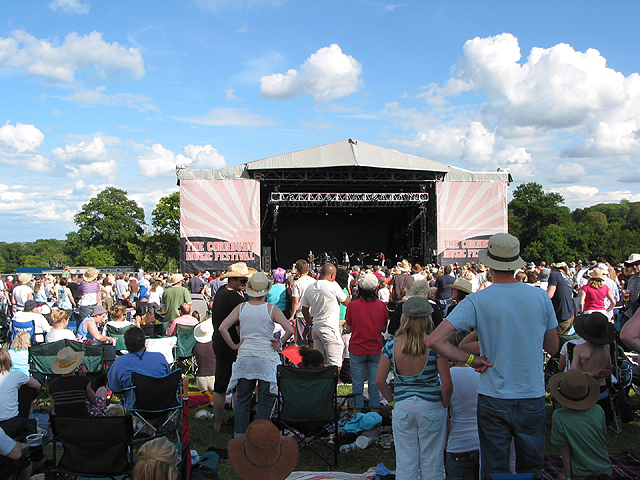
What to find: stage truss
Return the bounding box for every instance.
[268,192,429,207]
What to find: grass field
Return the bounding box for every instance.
[187,385,640,480]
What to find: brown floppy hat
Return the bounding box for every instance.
[228,420,298,480]
[548,369,599,410]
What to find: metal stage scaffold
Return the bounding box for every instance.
[268,192,429,206]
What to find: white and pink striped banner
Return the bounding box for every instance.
[436,181,508,265]
[179,179,261,272]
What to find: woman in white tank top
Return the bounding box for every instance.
[219,272,294,437]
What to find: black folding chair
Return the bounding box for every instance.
[50,414,135,479]
[272,365,355,468]
[127,369,183,442]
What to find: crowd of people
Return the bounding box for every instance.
[3,235,640,480]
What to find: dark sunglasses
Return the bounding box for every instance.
[237,278,248,284]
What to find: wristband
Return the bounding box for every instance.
[465,353,475,366]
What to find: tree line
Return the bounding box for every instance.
[0,182,637,272]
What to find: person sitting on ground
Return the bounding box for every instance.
[549,369,612,480]
[8,333,30,376]
[133,437,178,480]
[570,312,615,424]
[166,303,199,336]
[48,347,108,417]
[46,310,76,343]
[298,346,324,369]
[107,327,171,409]
[0,348,40,439]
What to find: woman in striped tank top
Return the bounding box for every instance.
[376,296,452,480]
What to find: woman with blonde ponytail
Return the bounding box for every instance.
[133,437,178,480]
[375,296,452,480]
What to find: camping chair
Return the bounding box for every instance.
[190,293,209,320]
[173,324,197,376]
[272,365,356,468]
[10,319,45,344]
[29,340,106,407]
[105,323,133,353]
[127,369,183,442]
[50,414,134,479]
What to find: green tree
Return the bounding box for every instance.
[149,191,180,270]
[76,245,117,266]
[74,187,145,265]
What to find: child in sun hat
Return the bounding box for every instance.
[549,368,612,480]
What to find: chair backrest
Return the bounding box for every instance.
[175,324,197,358]
[130,369,182,414]
[51,415,134,476]
[105,323,133,351]
[11,319,35,343]
[29,340,105,376]
[277,365,338,426]
[190,293,208,321]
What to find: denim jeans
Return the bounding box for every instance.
[445,450,480,480]
[350,353,381,409]
[477,394,546,479]
[234,378,274,437]
[393,396,446,480]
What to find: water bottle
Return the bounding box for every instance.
[339,442,357,453]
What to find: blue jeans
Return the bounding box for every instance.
[477,394,546,479]
[445,450,479,480]
[234,378,274,437]
[350,353,381,409]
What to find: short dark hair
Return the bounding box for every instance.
[124,327,146,353]
[295,259,309,274]
[444,265,452,274]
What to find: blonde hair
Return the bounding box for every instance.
[0,348,12,374]
[396,314,433,356]
[110,305,127,320]
[10,331,31,351]
[133,437,178,480]
[51,309,70,327]
[588,278,603,289]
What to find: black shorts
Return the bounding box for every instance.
[212,333,238,394]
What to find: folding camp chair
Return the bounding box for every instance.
[105,323,133,353]
[29,340,106,407]
[173,324,197,376]
[272,365,356,468]
[50,414,134,479]
[127,369,183,442]
[190,293,209,320]
[10,319,45,344]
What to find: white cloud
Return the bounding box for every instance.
[0,182,75,222]
[66,160,117,180]
[0,122,45,152]
[550,163,587,183]
[137,143,227,178]
[0,30,144,83]
[226,88,240,100]
[175,107,277,126]
[49,0,90,14]
[553,185,640,210]
[260,44,363,102]
[53,136,109,163]
[51,136,120,179]
[56,86,157,111]
[460,121,495,165]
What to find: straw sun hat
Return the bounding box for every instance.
[51,347,85,375]
[245,272,273,298]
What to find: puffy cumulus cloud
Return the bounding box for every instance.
[56,86,157,111]
[51,136,120,179]
[553,185,640,210]
[0,122,45,153]
[460,122,495,165]
[66,160,117,180]
[495,145,534,181]
[260,44,362,102]
[52,136,109,163]
[0,183,75,222]
[0,30,144,83]
[175,108,277,126]
[49,0,90,14]
[137,143,227,177]
[550,163,587,184]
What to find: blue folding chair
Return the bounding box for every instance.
[10,319,42,344]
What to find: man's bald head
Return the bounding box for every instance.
[320,263,336,280]
[179,303,192,315]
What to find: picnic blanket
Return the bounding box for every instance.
[543,452,640,479]
[287,467,377,480]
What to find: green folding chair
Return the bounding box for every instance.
[173,324,197,376]
[105,323,133,353]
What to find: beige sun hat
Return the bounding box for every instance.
[548,369,599,411]
[18,273,33,285]
[446,277,473,294]
[245,272,273,297]
[169,273,184,285]
[588,268,606,282]
[51,347,85,375]
[357,273,378,291]
[478,233,526,271]
[397,259,412,272]
[194,319,214,343]
[221,262,257,279]
[83,267,99,282]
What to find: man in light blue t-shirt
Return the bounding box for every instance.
[428,233,559,479]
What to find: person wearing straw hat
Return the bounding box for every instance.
[390,259,415,304]
[211,262,255,432]
[228,419,298,480]
[549,369,612,480]
[77,267,101,320]
[161,273,192,329]
[48,347,109,417]
[11,273,34,312]
[428,233,559,478]
[578,268,615,316]
[219,272,293,437]
[443,277,473,317]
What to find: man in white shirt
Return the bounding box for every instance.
[301,263,350,369]
[289,259,317,345]
[13,299,51,343]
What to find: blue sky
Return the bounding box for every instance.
[2,0,640,241]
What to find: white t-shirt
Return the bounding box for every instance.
[46,328,77,343]
[13,310,52,338]
[447,366,480,453]
[291,275,316,313]
[148,286,164,305]
[300,279,347,330]
[12,285,33,310]
[0,370,30,420]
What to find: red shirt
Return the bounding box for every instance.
[345,299,388,355]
